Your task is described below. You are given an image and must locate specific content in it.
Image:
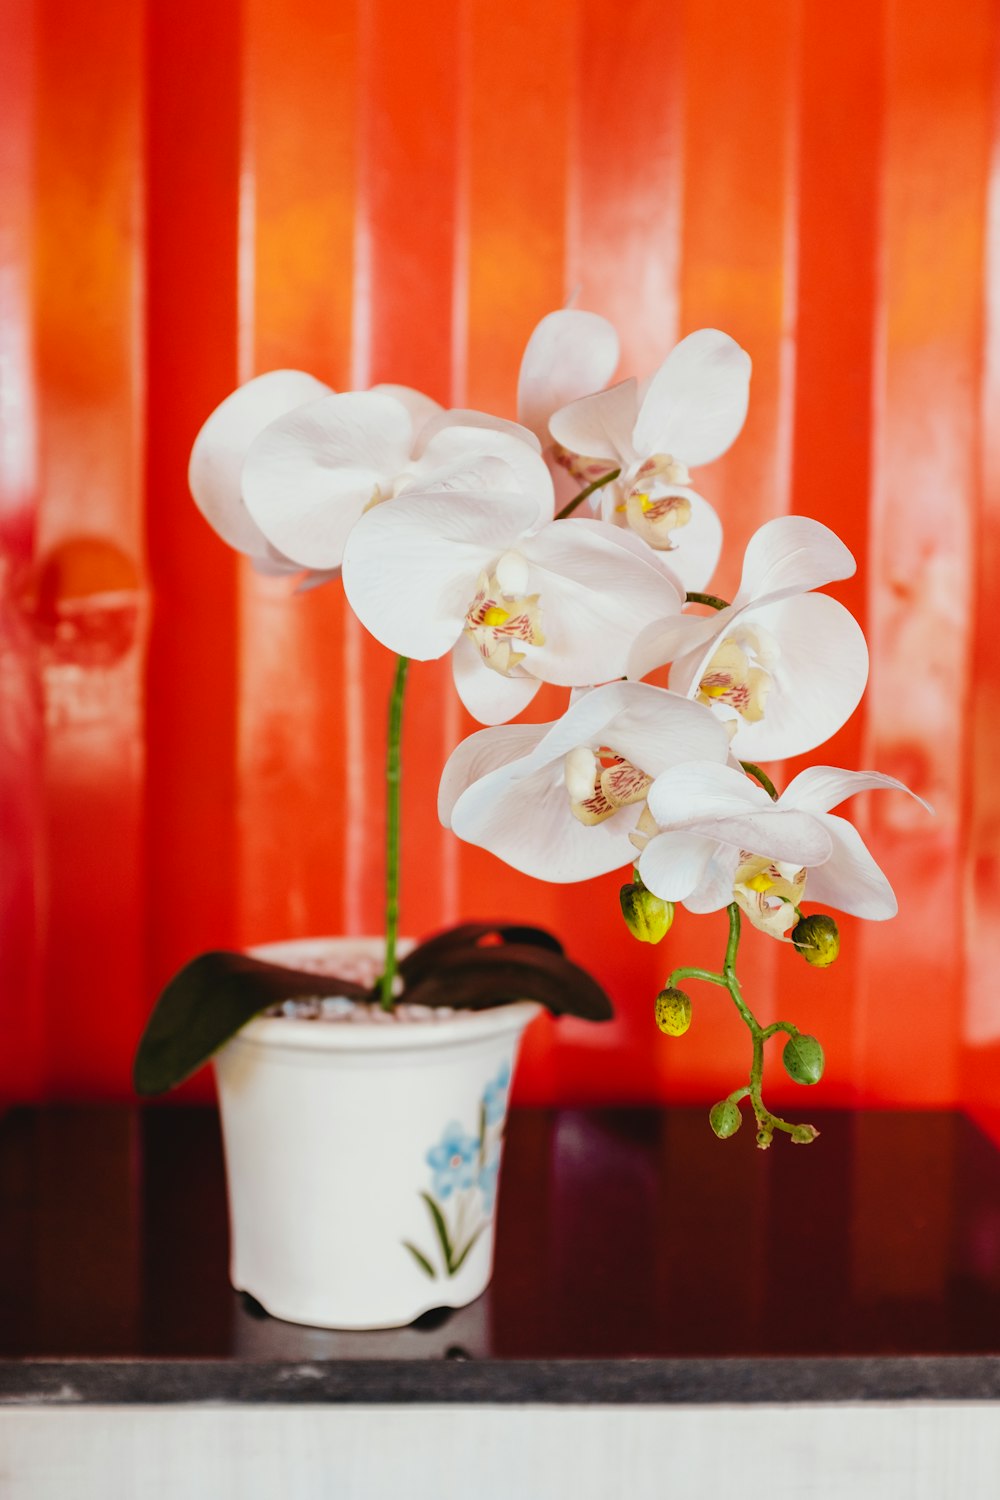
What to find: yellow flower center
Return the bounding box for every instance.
[696,627,777,725]
[464,556,544,676]
[617,454,693,550]
[733,852,807,939]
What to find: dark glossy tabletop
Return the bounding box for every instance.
[3,1105,1000,1403]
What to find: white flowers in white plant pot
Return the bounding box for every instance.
[135,304,929,1326]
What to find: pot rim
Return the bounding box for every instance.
[231,935,542,1057]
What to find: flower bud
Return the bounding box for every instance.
[709,1098,742,1138]
[782,1033,824,1085]
[619,880,674,944]
[654,986,692,1037]
[790,1123,820,1145]
[792,913,840,968]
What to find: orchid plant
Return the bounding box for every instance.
[135,307,928,1148]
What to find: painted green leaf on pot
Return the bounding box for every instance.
[132,951,371,1096]
[403,1242,437,1280]
[420,1190,456,1275]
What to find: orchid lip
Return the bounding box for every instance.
[464,562,544,676]
[564,743,653,827]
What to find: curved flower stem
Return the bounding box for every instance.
[554,467,621,521]
[684,590,730,611]
[740,761,779,801]
[665,904,818,1148]
[379,655,410,1011]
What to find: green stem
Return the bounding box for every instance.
[554,467,621,521]
[379,655,410,1011]
[666,964,729,990]
[685,590,730,611]
[740,761,779,801]
[716,904,816,1147]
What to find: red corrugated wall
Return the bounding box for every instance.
[1,0,997,1122]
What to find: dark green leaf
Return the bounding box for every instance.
[404,943,614,1022]
[133,951,372,1097]
[402,1241,437,1279]
[450,1224,487,1275]
[420,1191,455,1275]
[399,923,563,992]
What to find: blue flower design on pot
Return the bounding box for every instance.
[404,1065,514,1282]
[483,1060,511,1126]
[426,1122,480,1201]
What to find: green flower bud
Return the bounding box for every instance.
[709,1098,742,1138]
[654,986,692,1037]
[782,1033,825,1085]
[792,913,840,968]
[790,1122,820,1145]
[619,880,674,943]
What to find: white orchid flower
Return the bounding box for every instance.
[188,372,450,582]
[235,383,544,573]
[547,329,751,591]
[516,309,620,501]
[438,681,732,880]
[189,369,334,573]
[638,760,929,938]
[342,451,688,723]
[628,515,869,761]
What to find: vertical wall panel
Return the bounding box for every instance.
[30,0,146,1095]
[144,0,242,1031]
[459,0,578,1101]
[962,9,1000,1138]
[657,0,801,1106]
[569,0,684,370]
[237,0,360,948]
[778,0,885,1106]
[0,0,43,1100]
[858,0,992,1105]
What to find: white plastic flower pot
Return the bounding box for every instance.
[214,937,540,1330]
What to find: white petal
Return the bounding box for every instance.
[645,760,836,865]
[627,605,729,682]
[438,718,546,827]
[802,812,899,919]
[598,691,731,782]
[242,392,415,569]
[569,516,687,589]
[188,370,333,557]
[517,521,686,686]
[683,847,744,914]
[647,760,771,827]
[499,681,687,783]
[638,830,719,902]
[679,807,833,867]
[414,416,553,524]
[447,757,644,882]
[450,633,542,726]
[517,309,620,444]
[600,485,723,595]
[781,765,933,818]
[677,592,870,762]
[341,487,539,660]
[734,515,856,608]
[369,383,443,431]
[548,378,640,465]
[632,329,751,468]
